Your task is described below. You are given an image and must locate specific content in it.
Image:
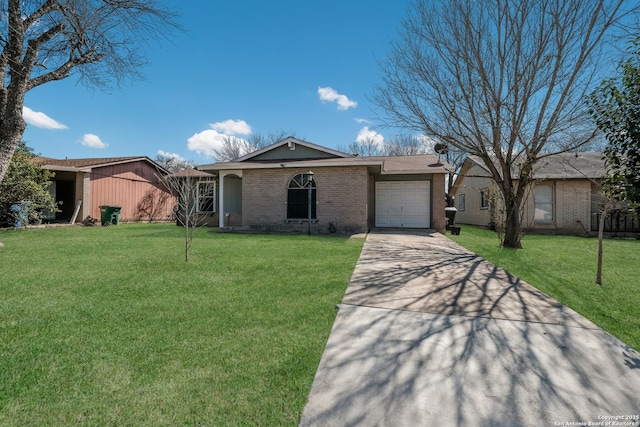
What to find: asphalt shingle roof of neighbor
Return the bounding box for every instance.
[531,152,605,179]
[33,156,149,168]
[469,152,605,180]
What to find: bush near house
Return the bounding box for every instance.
[0,142,56,227]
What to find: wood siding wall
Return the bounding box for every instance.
[90,162,176,222]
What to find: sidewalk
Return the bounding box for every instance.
[300,230,640,427]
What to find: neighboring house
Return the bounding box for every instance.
[450,152,625,234]
[196,137,450,234]
[35,156,175,223]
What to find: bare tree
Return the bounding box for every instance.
[212,135,253,162]
[342,135,438,157]
[157,170,210,262]
[341,137,384,157]
[435,144,468,199]
[385,135,432,156]
[0,0,178,183]
[249,129,299,150]
[155,153,195,174]
[372,0,638,248]
[212,130,302,161]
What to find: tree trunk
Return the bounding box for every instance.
[596,205,609,285]
[502,205,523,249]
[0,107,28,183]
[185,214,190,262]
[496,180,525,249]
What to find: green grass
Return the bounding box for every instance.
[448,225,640,351]
[0,224,364,426]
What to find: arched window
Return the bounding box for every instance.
[287,173,316,219]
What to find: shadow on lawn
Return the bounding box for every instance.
[300,231,640,427]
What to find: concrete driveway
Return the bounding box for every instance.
[300,230,640,427]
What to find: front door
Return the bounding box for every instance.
[55,180,75,221]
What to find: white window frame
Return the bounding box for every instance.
[459,193,466,211]
[197,180,216,213]
[480,190,489,210]
[534,184,554,222]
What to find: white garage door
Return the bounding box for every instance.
[375,181,430,228]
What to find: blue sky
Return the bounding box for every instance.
[22,1,412,164]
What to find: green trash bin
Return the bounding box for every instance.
[99,205,122,225]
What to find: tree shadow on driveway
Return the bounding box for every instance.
[300,231,640,427]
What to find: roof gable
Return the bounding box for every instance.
[234,137,351,162]
[450,156,493,195]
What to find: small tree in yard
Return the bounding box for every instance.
[0,0,178,184]
[0,141,56,228]
[158,169,209,262]
[587,38,640,285]
[372,0,640,248]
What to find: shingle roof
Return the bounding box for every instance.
[34,156,149,168]
[378,155,451,173]
[33,156,171,176]
[531,152,605,179]
[198,154,451,174]
[468,152,605,180]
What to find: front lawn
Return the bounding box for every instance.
[448,225,640,351]
[0,224,364,426]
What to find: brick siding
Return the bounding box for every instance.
[432,173,446,233]
[242,166,369,234]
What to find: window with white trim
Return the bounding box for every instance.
[197,181,216,213]
[480,190,489,209]
[287,173,316,219]
[459,193,466,211]
[534,184,554,221]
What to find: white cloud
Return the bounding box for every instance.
[355,117,371,124]
[22,106,68,130]
[210,119,251,135]
[187,119,252,157]
[318,86,357,110]
[187,129,229,157]
[157,150,186,162]
[81,133,107,149]
[356,127,384,147]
